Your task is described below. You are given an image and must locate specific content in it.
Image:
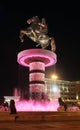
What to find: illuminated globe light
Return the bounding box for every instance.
[51,74,58,80]
[17,48,59,111]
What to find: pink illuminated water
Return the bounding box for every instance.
[15,100,59,111]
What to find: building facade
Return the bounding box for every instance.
[45,78,80,101]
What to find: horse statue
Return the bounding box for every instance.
[19,16,56,52]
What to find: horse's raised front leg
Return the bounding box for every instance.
[19,30,29,43]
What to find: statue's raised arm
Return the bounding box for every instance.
[19,16,56,52]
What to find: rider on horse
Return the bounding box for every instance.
[26,16,48,40]
[19,16,56,52]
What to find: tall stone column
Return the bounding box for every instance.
[29,61,45,100]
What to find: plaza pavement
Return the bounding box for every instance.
[0,112,80,130]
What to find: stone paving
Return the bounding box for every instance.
[0,121,80,130]
[0,112,80,130]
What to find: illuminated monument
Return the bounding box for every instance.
[17,49,57,100]
[17,16,58,111]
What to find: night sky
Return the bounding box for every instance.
[0,2,80,96]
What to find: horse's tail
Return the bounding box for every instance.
[50,37,56,52]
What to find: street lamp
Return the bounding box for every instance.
[51,74,58,80]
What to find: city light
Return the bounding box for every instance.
[51,85,58,92]
[51,74,58,80]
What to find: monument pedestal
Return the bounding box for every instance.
[17,49,57,100]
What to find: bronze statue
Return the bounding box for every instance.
[19,16,56,52]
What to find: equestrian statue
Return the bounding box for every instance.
[19,16,56,52]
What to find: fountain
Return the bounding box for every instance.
[16,16,59,111]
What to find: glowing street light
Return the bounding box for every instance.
[51,74,58,80]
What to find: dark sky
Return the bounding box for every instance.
[0,1,80,95]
